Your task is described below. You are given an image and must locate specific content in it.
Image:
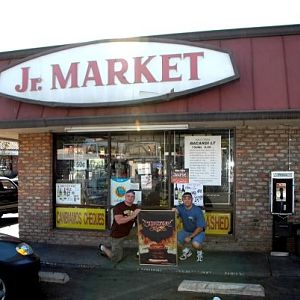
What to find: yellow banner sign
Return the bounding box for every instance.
[205,212,231,235]
[56,207,106,230]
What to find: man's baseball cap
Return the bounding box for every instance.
[125,189,135,195]
[182,192,192,198]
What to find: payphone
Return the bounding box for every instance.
[270,171,294,215]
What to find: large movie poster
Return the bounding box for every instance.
[138,210,177,266]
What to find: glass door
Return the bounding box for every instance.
[110,132,170,209]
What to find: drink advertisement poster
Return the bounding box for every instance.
[138,210,177,266]
[174,183,204,206]
[56,183,81,204]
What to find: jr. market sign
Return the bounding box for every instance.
[0,39,239,107]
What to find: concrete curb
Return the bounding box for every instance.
[39,271,70,284]
[178,280,265,297]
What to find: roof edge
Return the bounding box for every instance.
[1,24,300,60]
[1,110,300,130]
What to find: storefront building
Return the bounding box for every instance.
[0,25,299,253]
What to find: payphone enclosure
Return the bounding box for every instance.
[270,171,294,215]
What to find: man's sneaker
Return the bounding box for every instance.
[179,248,192,260]
[196,250,203,262]
[98,244,106,256]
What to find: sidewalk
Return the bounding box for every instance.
[32,243,300,278]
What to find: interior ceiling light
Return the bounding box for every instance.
[64,124,189,132]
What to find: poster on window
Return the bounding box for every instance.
[110,178,141,205]
[110,178,131,205]
[84,143,98,158]
[138,210,177,266]
[74,159,87,170]
[174,183,203,206]
[56,183,81,204]
[137,162,151,175]
[141,174,152,190]
[184,136,221,186]
[171,169,189,184]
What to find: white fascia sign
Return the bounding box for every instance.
[0,39,239,107]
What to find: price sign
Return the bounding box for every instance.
[74,160,87,170]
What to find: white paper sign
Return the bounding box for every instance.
[137,163,151,175]
[141,174,152,190]
[184,136,221,186]
[74,159,87,170]
[56,183,81,204]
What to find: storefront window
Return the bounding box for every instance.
[54,129,235,233]
[173,130,234,210]
[55,135,109,206]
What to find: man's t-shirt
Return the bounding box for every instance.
[177,204,205,233]
[110,201,138,238]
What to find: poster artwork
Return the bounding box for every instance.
[110,178,131,205]
[171,169,189,183]
[138,210,177,266]
[110,178,141,205]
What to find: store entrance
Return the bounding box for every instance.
[110,133,170,209]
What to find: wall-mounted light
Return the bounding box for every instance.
[64,124,189,132]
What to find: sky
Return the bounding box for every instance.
[0,0,300,52]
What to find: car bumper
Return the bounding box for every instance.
[4,254,41,287]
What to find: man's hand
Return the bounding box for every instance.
[171,207,178,214]
[132,208,141,218]
[184,236,192,243]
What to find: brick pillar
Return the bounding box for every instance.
[18,133,53,242]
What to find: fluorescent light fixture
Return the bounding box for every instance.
[64,124,189,132]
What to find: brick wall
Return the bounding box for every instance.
[18,133,53,242]
[234,125,300,252]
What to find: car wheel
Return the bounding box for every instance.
[0,272,14,300]
[0,275,8,300]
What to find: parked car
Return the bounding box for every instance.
[0,233,41,299]
[0,177,18,218]
[10,177,18,186]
